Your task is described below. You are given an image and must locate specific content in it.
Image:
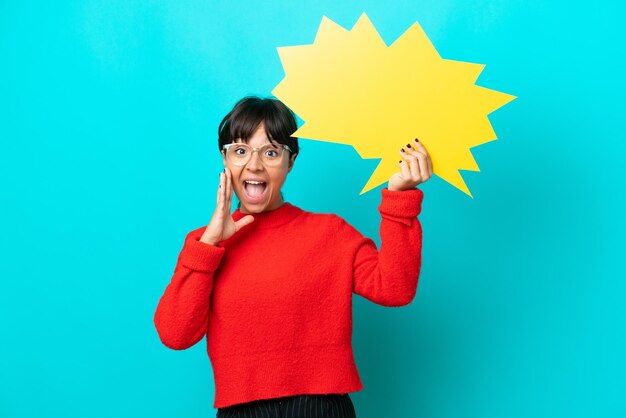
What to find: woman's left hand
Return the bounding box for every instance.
[388,137,433,191]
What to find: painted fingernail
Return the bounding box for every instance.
[407,143,412,148]
[414,138,419,142]
[399,160,402,163]
[400,148,405,153]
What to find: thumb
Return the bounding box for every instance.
[235,215,255,229]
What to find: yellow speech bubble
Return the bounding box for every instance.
[272,12,516,197]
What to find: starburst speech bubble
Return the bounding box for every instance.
[271,12,516,197]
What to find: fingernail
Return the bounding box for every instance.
[406,143,412,148]
[414,138,419,142]
[399,160,402,163]
[400,148,405,153]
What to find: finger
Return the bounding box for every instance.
[412,138,428,155]
[398,158,411,179]
[223,168,229,202]
[221,171,227,209]
[235,214,255,230]
[225,167,232,212]
[217,172,225,212]
[405,143,429,180]
[413,139,433,177]
[401,148,421,180]
[406,141,427,161]
[413,150,429,180]
[216,173,221,206]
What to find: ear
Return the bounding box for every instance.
[287,153,297,173]
[221,150,227,167]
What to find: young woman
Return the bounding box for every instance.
[154,96,432,417]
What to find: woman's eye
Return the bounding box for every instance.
[266,150,278,157]
[234,148,247,155]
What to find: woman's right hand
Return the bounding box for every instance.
[199,167,255,245]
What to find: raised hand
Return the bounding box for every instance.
[388,137,433,191]
[199,167,255,245]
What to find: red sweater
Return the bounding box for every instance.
[153,187,424,408]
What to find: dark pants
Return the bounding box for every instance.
[216,393,357,418]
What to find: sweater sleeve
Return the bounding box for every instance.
[153,227,226,350]
[346,187,424,307]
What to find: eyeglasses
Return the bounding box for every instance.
[222,143,292,167]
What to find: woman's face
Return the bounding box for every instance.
[222,121,297,214]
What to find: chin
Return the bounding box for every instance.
[235,194,268,214]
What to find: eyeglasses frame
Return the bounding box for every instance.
[222,142,293,166]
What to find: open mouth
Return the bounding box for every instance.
[242,180,268,204]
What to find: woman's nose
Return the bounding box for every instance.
[246,150,264,169]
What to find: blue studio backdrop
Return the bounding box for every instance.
[1,1,624,417]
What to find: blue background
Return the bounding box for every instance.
[1,1,624,417]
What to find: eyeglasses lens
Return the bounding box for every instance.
[226,144,285,166]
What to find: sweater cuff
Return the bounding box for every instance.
[179,229,226,273]
[378,187,424,218]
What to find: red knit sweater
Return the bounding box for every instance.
[153,187,424,408]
